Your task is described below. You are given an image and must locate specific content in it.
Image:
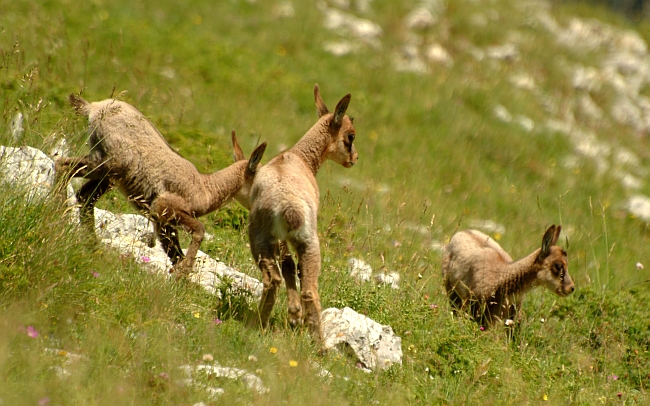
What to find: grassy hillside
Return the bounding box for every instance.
[1,0,649,404]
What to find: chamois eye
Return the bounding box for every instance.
[348,133,355,143]
[554,263,564,276]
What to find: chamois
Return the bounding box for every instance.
[441,225,574,327]
[248,84,358,346]
[56,94,266,275]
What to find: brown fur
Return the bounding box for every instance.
[247,84,358,348]
[441,225,574,327]
[56,94,266,275]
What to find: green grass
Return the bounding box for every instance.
[1,0,649,404]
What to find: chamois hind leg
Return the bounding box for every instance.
[76,177,112,232]
[249,233,282,330]
[294,238,324,345]
[152,195,204,275]
[279,242,302,328]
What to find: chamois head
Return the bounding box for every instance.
[314,84,358,168]
[232,129,266,209]
[535,225,574,297]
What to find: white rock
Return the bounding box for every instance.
[492,105,512,123]
[424,43,453,66]
[515,115,535,132]
[348,258,372,282]
[321,307,402,370]
[626,195,650,222]
[509,72,536,90]
[393,44,429,74]
[49,137,70,159]
[615,148,641,168]
[194,364,268,395]
[322,8,382,45]
[190,251,263,298]
[486,43,518,61]
[405,7,437,30]
[10,112,24,143]
[323,40,359,56]
[572,66,601,92]
[94,208,156,247]
[611,96,643,130]
[180,364,268,398]
[373,271,400,289]
[0,146,74,204]
[616,31,647,55]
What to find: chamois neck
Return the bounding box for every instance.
[289,119,332,176]
[496,248,543,295]
[199,160,247,214]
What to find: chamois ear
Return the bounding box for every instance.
[551,225,562,246]
[232,130,246,162]
[332,94,351,129]
[314,84,329,117]
[541,225,557,257]
[247,142,267,173]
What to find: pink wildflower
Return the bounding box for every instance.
[141,256,151,263]
[213,318,223,326]
[27,326,39,338]
[480,326,485,331]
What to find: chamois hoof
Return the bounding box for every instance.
[170,261,193,278]
[316,346,328,357]
[288,305,303,329]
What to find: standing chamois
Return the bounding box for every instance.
[442,225,574,327]
[247,84,358,346]
[56,94,266,275]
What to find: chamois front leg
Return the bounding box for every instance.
[76,178,112,231]
[155,223,184,265]
[280,242,303,328]
[294,239,324,346]
[55,155,107,183]
[152,195,204,276]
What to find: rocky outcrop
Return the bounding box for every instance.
[321,307,402,371]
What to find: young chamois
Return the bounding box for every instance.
[56,94,267,275]
[441,225,574,327]
[247,84,357,346]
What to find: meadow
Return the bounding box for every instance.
[0,0,649,404]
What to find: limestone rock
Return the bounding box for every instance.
[0,145,74,203]
[190,251,263,298]
[373,271,400,289]
[179,364,269,395]
[94,208,157,247]
[10,112,24,143]
[626,195,650,222]
[405,6,437,30]
[348,258,372,282]
[321,307,402,371]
